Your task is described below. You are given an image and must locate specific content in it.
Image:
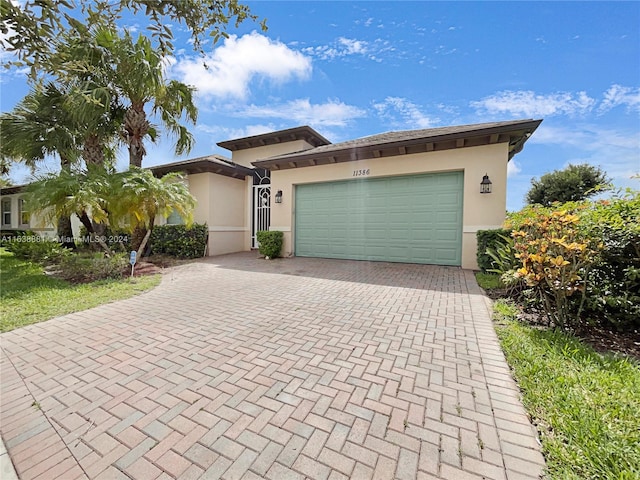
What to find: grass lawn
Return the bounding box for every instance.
[475,271,505,290]
[493,299,640,479]
[0,248,161,333]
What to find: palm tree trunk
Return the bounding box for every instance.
[78,211,113,256]
[82,133,109,237]
[57,155,76,249]
[131,226,148,254]
[57,216,76,249]
[136,228,152,259]
[124,103,150,249]
[123,105,149,168]
[83,133,105,166]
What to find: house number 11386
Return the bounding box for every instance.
[353,169,370,177]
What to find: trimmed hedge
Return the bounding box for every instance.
[256,230,283,259]
[150,224,208,259]
[476,228,512,272]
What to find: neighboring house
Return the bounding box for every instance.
[0,184,62,238]
[0,119,541,269]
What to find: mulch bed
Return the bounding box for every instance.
[574,324,640,361]
[131,261,163,277]
[484,288,640,361]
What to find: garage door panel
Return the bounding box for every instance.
[295,172,463,265]
[435,248,459,264]
[436,229,459,241]
[437,192,460,205]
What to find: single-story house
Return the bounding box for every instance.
[0,119,541,269]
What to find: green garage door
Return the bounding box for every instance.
[295,172,463,265]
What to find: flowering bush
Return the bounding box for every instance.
[506,204,602,328]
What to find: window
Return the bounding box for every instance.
[1,199,11,226]
[166,209,184,225]
[18,198,30,226]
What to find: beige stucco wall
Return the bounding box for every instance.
[269,143,509,270]
[182,172,251,256]
[231,140,315,167]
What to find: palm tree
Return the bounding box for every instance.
[0,83,81,247]
[26,167,195,257]
[54,25,199,249]
[6,25,198,251]
[0,80,126,245]
[88,26,198,168]
[109,168,195,256]
[24,166,115,255]
[0,83,80,171]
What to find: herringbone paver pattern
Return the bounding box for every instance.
[0,253,544,479]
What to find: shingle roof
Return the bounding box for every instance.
[0,184,27,195]
[252,119,542,170]
[149,154,253,180]
[217,126,330,151]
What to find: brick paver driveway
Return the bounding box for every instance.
[1,253,544,480]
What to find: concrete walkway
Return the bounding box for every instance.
[0,253,544,479]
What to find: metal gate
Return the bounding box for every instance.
[252,184,270,248]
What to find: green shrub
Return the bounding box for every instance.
[3,233,71,265]
[150,224,208,259]
[256,230,283,259]
[475,272,505,290]
[57,252,128,283]
[0,230,28,242]
[476,228,512,272]
[579,189,640,329]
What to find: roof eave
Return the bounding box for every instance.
[253,119,542,170]
[150,158,254,180]
[217,126,331,151]
[0,184,26,195]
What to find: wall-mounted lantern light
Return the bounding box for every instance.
[480,174,492,194]
[275,190,283,203]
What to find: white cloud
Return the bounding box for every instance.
[530,123,640,182]
[338,37,367,55]
[302,37,393,62]
[598,85,640,113]
[507,160,521,177]
[171,31,311,99]
[373,97,439,129]
[237,98,366,127]
[434,45,457,55]
[532,124,639,150]
[302,37,368,60]
[197,123,276,142]
[471,90,596,117]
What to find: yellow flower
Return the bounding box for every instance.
[550,256,570,267]
[529,253,544,263]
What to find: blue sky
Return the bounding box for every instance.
[1,1,639,211]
